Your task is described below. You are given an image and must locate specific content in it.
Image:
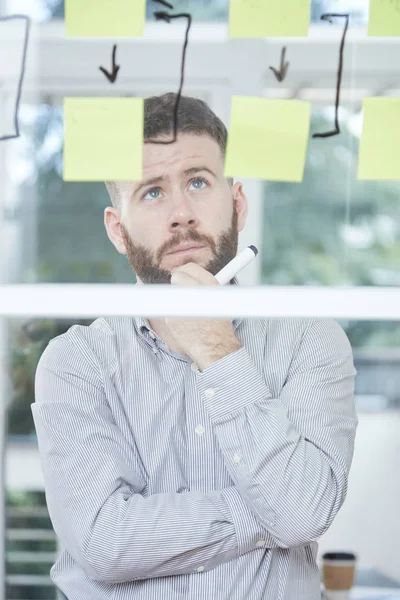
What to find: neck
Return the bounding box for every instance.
[137,275,238,351]
[147,317,187,355]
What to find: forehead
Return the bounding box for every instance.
[115,133,223,205]
[142,132,222,171]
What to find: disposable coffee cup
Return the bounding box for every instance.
[322,552,357,600]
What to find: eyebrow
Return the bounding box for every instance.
[132,166,217,196]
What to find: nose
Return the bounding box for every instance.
[168,193,199,233]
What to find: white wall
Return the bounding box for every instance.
[317,410,400,582]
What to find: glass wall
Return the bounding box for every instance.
[2,0,400,598]
[4,0,369,24]
[4,315,400,599]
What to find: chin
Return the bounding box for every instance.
[173,257,206,270]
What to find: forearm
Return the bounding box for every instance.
[197,325,358,548]
[85,485,278,583]
[192,335,242,372]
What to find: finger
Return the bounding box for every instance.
[171,262,218,285]
[170,271,201,286]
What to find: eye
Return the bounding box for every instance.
[143,188,162,201]
[189,176,209,190]
[142,176,209,202]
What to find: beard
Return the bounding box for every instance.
[120,204,239,285]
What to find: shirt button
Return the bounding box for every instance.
[197,566,205,573]
[256,540,266,548]
[195,425,205,436]
[233,453,241,464]
[204,388,215,400]
[191,362,199,372]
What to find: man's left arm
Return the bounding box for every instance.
[196,318,358,549]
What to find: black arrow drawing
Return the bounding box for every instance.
[269,46,290,83]
[312,13,350,139]
[153,0,174,8]
[99,44,120,84]
[0,15,30,141]
[149,0,191,145]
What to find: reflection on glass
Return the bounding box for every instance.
[5,0,369,23]
[262,106,400,288]
[4,103,136,284]
[5,104,400,288]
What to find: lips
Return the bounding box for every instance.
[168,244,204,254]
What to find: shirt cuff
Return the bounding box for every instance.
[196,347,273,422]
[218,487,278,555]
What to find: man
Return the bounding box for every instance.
[32,92,358,600]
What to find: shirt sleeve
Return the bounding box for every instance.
[31,335,278,585]
[196,318,358,549]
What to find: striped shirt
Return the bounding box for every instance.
[32,285,358,600]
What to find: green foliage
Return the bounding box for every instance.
[262,109,400,290]
[6,491,57,599]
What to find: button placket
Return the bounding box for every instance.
[195,424,205,436]
[204,388,215,400]
[186,370,213,492]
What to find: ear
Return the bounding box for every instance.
[232,182,248,232]
[104,207,127,255]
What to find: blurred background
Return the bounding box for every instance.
[1,0,400,598]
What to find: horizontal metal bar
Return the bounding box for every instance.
[6,551,56,562]
[6,529,56,540]
[1,284,400,320]
[6,506,49,517]
[6,574,52,585]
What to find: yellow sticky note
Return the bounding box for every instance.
[225,97,311,182]
[368,0,400,36]
[64,97,144,182]
[229,0,310,37]
[65,0,145,37]
[358,97,400,180]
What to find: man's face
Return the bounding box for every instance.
[105,133,248,284]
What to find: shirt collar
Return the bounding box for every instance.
[133,276,243,337]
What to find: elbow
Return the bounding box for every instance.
[269,515,339,550]
[267,472,350,549]
[82,555,134,584]
[81,549,136,584]
[76,533,119,583]
[81,539,143,584]
[82,561,117,584]
[79,549,115,583]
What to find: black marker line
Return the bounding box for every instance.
[312,13,349,139]
[0,14,30,142]
[147,10,192,145]
[99,44,120,83]
[153,0,174,8]
[269,46,290,83]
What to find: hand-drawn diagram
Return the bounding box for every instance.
[312,13,349,139]
[0,15,30,141]
[269,46,290,83]
[99,44,120,83]
[147,0,192,145]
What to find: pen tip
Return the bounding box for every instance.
[249,245,258,256]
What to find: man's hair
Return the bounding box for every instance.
[105,92,233,211]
